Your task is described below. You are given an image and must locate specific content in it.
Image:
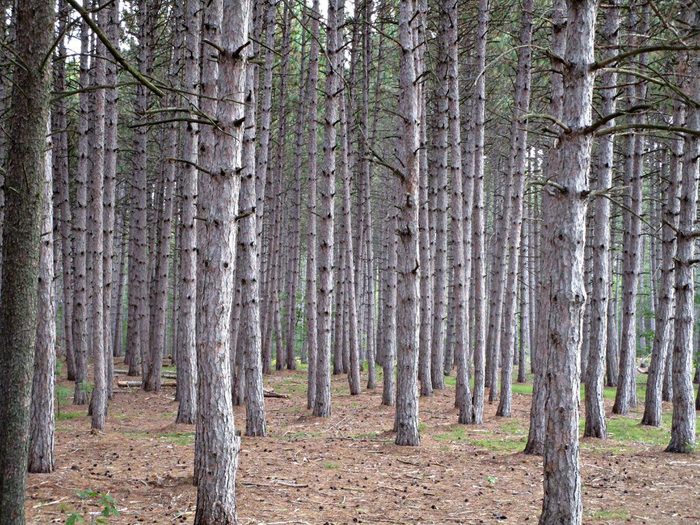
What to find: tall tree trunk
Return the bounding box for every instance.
[102,0,120,399]
[525,0,566,454]
[239,14,267,436]
[538,1,596,522]
[394,0,421,447]
[175,0,201,425]
[313,0,342,418]
[0,0,54,518]
[584,0,619,438]
[305,0,321,409]
[496,0,533,417]
[667,11,698,450]
[194,0,250,520]
[382,212,398,407]
[88,11,108,429]
[72,11,90,403]
[470,0,489,424]
[642,108,683,426]
[29,122,56,473]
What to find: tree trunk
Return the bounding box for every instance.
[394,0,421,447]
[239,17,267,436]
[194,0,250,521]
[524,0,566,455]
[470,0,489,424]
[0,0,54,518]
[382,212,398,407]
[304,0,321,409]
[313,0,342,418]
[72,11,90,403]
[538,1,596,522]
[667,16,698,451]
[584,0,619,438]
[29,121,56,473]
[496,0,533,418]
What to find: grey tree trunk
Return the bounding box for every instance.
[87,17,107,429]
[394,0,421,447]
[29,121,56,473]
[53,33,76,381]
[102,0,119,399]
[126,0,155,378]
[239,21,267,437]
[382,212,398,407]
[72,11,90,404]
[524,0,566,455]
[538,1,596,523]
[470,0,489,424]
[667,18,698,451]
[496,0,533,418]
[584,0,619,438]
[304,0,321,409]
[175,0,201,425]
[313,0,342,417]
[194,0,250,521]
[0,0,54,518]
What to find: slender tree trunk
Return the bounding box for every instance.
[87,13,108,429]
[0,0,54,518]
[538,1,596,523]
[525,0,566,454]
[470,0,489,424]
[382,212,398,407]
[72,11,90,403]
[584,0,619,438]
[496,0,533,417]
[29,122,56,473]
[305,0,321,409]
[194,0,250,520]
[313,0,342,418]
[174,0,201,425]
[667,16,698,450]
[394,0,421,447]
[239,18,266,436]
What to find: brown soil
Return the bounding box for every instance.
[26,365,700,524]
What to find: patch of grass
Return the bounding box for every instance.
[56,410,84,421]
[159,431,195,446]
[323,461,340,469]
[512,383,534,395]
[588,508,631,521]
[470,436,526,453]
[434,426,467,442]
[605,415,669,447]
[56,384,73,407]
[418,422,427,433]
[499,419,526,435]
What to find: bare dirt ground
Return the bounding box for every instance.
[26,363,700,524]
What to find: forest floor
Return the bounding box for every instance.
[26,361,700,525]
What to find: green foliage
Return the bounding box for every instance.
[66,491,119,524]
[56,384,73,407]
[57,410,84,421]
[588,508,631,521]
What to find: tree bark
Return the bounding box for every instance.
[29,121,56,473]
[194,0,250,521]
[0,0,54,518]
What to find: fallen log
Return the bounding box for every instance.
[117,380,177,388]
[263,389,289,399]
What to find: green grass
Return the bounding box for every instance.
[323,461,340,469]
[56,384,73,407]
[56,410,84,421]
[279,430,322,442]
[588,509,631,521]
[434,426,467,442]
[159,431,195,446]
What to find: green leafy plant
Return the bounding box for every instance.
[65,490,119,524]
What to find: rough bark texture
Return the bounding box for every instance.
[0,0,54,519]
[584,0,619,438]
[496,0,533,418]
[175,0,201,425]
[194,0,250,521]
[313,0,342,418]
[304,0,321,409]
[539,1,596,523]
[394,0,421,447]
[667,13,698,451]
[29,122,56,473]
[470,0,489,424]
